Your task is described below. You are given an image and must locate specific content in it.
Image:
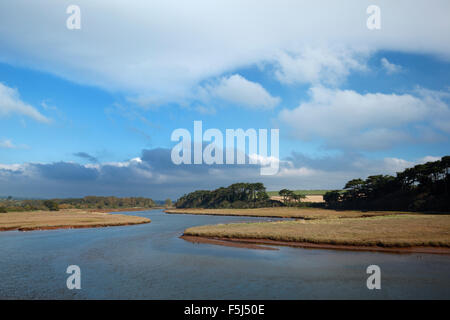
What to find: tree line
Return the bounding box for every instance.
[278,189,307,206]
[323,156,450,212]
[0,196,156,212]
[175,183,283,209]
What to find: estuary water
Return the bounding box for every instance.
[0,209,449,299]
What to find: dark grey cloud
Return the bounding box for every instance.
[0,147,265,199]
[34,162,99,181]
[73,152,98,163]
[140,147,259,174]
[0,148,438,200]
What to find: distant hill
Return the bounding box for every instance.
[0,196,157,212]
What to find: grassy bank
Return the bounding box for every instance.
[0,209,150,231]
[183,214,450,249]
[166,207,412,220]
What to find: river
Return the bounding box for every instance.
[0,209,449,299]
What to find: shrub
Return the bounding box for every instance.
[43,200,59,211]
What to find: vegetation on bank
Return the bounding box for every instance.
[0,209,150,231]
[323,156,450,212]
[176,157,450,251]
[175,156,449,212]
[175,183,283,209]
[165,198,173,208]
[166,207,406,219]
[267,190,336,196]
[175,183,327,209]
[0,196,156,213]
[184,214,450,248]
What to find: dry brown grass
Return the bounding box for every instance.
[166,207,412,220]
[0,209,150,231]
[184,214,450,248]
[270,195,324,203]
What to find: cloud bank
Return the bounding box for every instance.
[0,148,442,199]
[1,0,450,103]
[279,86,450,150]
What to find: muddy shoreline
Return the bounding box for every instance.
[166,210,307,219]
[181,235,450,254]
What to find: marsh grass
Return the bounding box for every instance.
[166,207,413,220]
[0,209,150,231]
[184,214,450,248]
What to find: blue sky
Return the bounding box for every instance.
[1,1,449,199]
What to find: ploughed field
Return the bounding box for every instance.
[269,195,325,203]
[266,190,332,196]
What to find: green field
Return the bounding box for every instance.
[267,190,337,196]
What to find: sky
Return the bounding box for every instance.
[0,0,449,199]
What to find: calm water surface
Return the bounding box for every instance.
[0,209,449,299]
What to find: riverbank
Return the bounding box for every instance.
[166,207,412,219]
[181,235,450,254]
[183,214,450,254]
[87,207,162,213]
[0,209,150,231]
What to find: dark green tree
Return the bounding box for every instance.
[43,200,59,211]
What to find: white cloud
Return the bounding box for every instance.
[0,163,23,171]
[418,155,442,163]
[381,157,414,173]
[0,1,450,101]
[0,139,15,149]
[194,105,216,115]
[203,74,280,109]
[381,57,402,74]
[0,138,29,149]
[352,155,444,176]
[276,166,318,177]
[274,46,369,86]
[278,86,450,150]
[0,83,50,123]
